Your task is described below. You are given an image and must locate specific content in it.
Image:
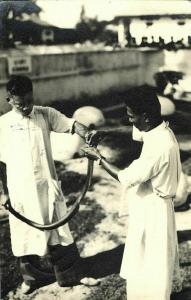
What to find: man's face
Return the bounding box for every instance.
[126,106,147,131]
[8,91,34,116]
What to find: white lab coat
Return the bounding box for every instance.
[0,107,75,256]
[118,122,182,300]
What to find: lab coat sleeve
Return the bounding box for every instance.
[47,107,75,133]
[118,150,169,187]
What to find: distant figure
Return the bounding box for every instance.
[163,71,184,100]
[82,85,182,300]
[140,36,149,47]
[159,36,165,49]
[131,37,137,47]
[150,35,159,48]
[154,72,169,95]
[188,35,191,47]
[175,38,186,49]
[127,36,137,47]
[154,71,184,100]
[165,36,176,51]
[153,72,175,116]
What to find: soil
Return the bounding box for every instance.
[1,116,191,300]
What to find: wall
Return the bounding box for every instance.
[130,17,191,44]
[0,48,164,114]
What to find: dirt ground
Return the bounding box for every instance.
[1,117,191,300]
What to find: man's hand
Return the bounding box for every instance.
[85,130,105,147]
[81,146,120,180]
[73,122,106,146]
[81,146,102,161]
[0,193,10,208]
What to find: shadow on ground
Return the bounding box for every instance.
[178,230,191,244]
[171,288,191,300]
[79,244,124,278]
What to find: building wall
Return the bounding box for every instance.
[130,17,191,44]
[0,48,164,114]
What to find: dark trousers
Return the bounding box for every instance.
[20,243,80,287]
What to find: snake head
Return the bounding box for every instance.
[85,130,106,147]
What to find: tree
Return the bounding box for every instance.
[76,17,117,44]
[76,4,117,44]
[0,0,41,48]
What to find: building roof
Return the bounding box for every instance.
[0,1,41,18]
[113,0,191,21]
[113,14,191,22]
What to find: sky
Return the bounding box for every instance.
[37,0,191,28]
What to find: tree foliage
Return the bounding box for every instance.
[76,17,104,42]
[0,0,41,48]
[76,5,117,44]
[76,17,117,44]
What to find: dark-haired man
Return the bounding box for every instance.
[0,75,101,294]
[82,85,182,300]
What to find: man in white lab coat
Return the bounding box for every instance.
[0,75,101,294]
[82,85,182,300]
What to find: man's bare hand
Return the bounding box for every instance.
[81,146,102,161]
[0,193,10,207]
